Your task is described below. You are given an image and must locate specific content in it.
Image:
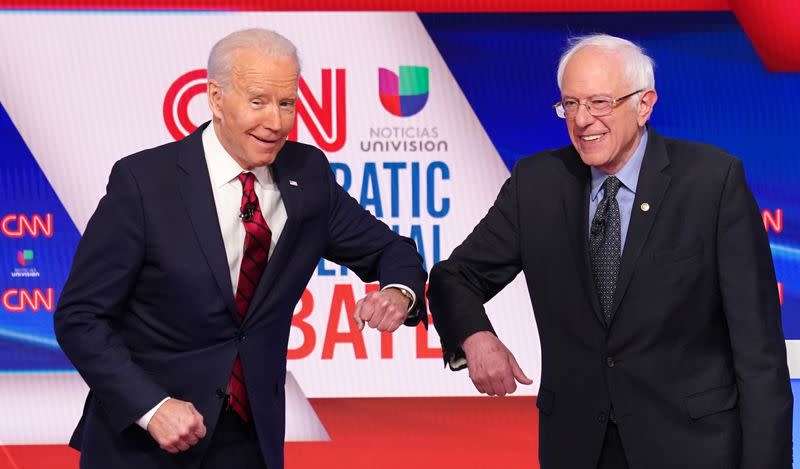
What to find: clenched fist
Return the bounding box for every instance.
[353,288,411,332]
[147,398,207,453]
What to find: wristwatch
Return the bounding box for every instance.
[394,286,415,309]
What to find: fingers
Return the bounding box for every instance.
[500,370,517,396]
[470,375,487,395]
[189,407,206,440]
[175,440,191,452]
[355,292,406,332]
[468,347,531,397]
[193,420,207,439]
[150,400,206,454]
[366,296,389,329]
[375,300,399,331]
[486,368,514,397]
[509,353,534,385]
[471,371,510,396]
[353,298,366,331]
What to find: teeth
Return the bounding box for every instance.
[582,134,603,141]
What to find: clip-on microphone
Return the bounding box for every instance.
[240,202,256,222]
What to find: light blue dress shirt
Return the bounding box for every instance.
[588,129,649,253]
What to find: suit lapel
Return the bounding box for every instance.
[609,128,671,321]
[243,145,305,326]
[562,151,606,327]
[175,122,237,318]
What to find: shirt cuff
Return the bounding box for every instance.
[136,397,171,430]
[381,283,416,313]
[449,356,468,371]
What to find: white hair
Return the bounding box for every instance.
[208,28,300,88]
[556,34,655,96]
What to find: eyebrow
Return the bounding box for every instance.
[562,94,614,100]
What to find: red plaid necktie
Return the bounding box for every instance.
[229,172,272,423]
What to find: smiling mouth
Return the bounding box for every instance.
[251,134,279,145]
[580,133,607,142]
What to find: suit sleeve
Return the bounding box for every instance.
[427,163,523,369]
[321,153,428,326]
[54,160,168,433]
[716,158,792,468]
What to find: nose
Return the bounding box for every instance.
[260,103,281,131]
[573,102,595,127]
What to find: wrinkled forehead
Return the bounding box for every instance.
[228,49,299,90]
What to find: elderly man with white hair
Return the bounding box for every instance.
[428,34,791,469]
[55,28,426,469]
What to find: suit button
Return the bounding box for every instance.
[238,333,246,342]
[598,411,608,423]
[215,388,226,399]
[606,357,615,368]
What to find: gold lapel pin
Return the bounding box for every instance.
[640,202,650,212]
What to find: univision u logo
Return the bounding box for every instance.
[379,66,429,117]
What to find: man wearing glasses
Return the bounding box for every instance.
[427,34,791,468]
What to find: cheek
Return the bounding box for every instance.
[281,113,296,132]
[224,108,245,128]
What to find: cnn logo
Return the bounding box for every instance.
[1,214,53,238]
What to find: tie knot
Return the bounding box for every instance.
[602,176,622,198]
[238,172,255,192]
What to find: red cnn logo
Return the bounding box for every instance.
[1,214,54,238]
[763,209,783,233]
[164,69,346,152]
[2,288,55,312]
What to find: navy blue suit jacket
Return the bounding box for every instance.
[54,122,427,469]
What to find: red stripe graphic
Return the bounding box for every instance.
[1,396,541,469]
[2,1,796,70]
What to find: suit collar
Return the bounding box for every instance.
[176,122,238,319]
[241,142,306,327]
[561,147,606,328]
[608,125,671,321]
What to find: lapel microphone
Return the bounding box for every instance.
[240,202,256,222]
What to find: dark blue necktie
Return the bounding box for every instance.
[589,176,622,324]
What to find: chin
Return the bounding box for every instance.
[252,154,278,167]
[578,153,611,169]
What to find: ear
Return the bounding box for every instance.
[208,80,224,120]
[637,89,658,126]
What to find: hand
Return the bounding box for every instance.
[353,288,410,332]
[147,398,207,453]
[462,331,532,396]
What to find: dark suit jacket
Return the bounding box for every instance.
[428,128,791,468]
[54,122,427,469]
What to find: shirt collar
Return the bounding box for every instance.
[202,123,274,189]
[590,127,648,201]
